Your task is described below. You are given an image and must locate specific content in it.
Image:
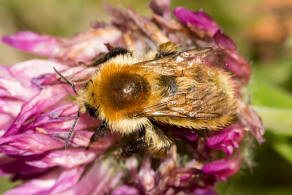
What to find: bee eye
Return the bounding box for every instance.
[84,103,98,118]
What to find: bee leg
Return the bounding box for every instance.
[145,125,174,157]
[90,47,131,66]
[86,121,109,150]
[121,126,147,157]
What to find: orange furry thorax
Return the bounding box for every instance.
[82,62,158,121]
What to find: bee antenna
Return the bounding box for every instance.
[65,111,80,149]
[53,67,78,95]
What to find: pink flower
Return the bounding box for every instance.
[206,124,246,155]
[0,0,264,194]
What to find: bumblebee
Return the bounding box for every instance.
[55,42,237,157]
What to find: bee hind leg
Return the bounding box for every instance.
[86,121,109,150]
[145,125,174,157]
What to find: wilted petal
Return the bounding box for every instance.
[237,101,265,143]
[174,7,219,36]
[202,159,240,181]
[206,124,246,155]
[149,0,171,19]
[2,31,61,57]
[226,51,251,83]
[0,133,64,155]
[56,28,122,65]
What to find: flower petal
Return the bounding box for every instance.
[0,159,48,177]
[65,158,123,195]
[206,124,246,155]
[0,133,64,155]
[192,188,217,195]
[149,0,171,19]
[56,28,122,65]
[2,31,61,57]
[202,159,240,181]
[174,7,219,36]
[112,185,140,195]
[5,85,72,136]
[4,167,84,195]
[26,149,96,168]
[237,101,265,143]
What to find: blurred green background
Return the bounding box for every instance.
[0,0,292,194]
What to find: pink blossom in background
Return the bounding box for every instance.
[0,0,264,194]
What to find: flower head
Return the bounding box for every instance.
[0,0,264,194]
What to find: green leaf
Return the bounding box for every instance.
[250,80,292,109]
[253,106,292,137]
[271,137,292,165]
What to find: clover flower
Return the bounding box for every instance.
[0,0,264,194]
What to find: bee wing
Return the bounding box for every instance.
[133,47,235,120]
[136,47,225,76]
[134,87,227,120]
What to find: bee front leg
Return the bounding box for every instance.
[86,121,109,150]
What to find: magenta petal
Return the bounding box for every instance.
[0,114,15,133]
[226,51,251,82]
[26,149,96,168]
[2,31,60,57]
[5,85,72,136]
[0,133,64,155]
[0,159,47,176]
[202,159,240,181]
[174,7,219,36]
[213,31,237,50]
[10,60,65,82]
[206,124,246,155]
[4,167,84,195]
[4,169,61,195]
[237,101,265,143]
[66,158,123,195]
[45,166,84,194]
[112,185,140,195]
[0,66,37,100]
[0,98,22,117]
